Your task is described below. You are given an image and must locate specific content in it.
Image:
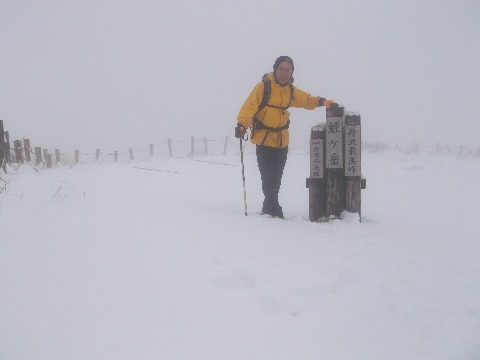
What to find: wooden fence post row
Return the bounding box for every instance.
[0,125,231,170]
[306,107,366,222]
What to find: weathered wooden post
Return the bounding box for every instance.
[0,120,5,172]
[46,154,53,169]
[55,149,61,163]
[204,137,208,155]
[23,139,32,162]
[344,113,362,219]
[43,149,48,162]
[129,148,134,161]
[14,140,23,163]
[96,149,100,161]
[191,136,195,157]
[307,124,327,221]
[325,106,345,218]
[35,147,42,166]
[75,150,80,164]
[4,131,10,164]
[114,150,118,162]
[149,144,154,158]
[168,138,173,157]
[223,136,228,155]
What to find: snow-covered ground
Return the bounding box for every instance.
[1,145,479,360]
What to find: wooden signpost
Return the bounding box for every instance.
[307,107,366,222]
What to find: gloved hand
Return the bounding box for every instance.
[318,98,339,108]
[235,124,246,139]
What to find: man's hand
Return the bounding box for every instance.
[319,98,339,108]
[324,99,339,108]
[235,124,246,139]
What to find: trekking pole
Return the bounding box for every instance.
[236,125,248,216]
[240,137,248,216]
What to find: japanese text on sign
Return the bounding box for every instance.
[344,125,361,176]
[326,117,343,169]
[310,138,324,178]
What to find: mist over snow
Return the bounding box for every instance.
[1,1,480,358]
[1,144,480,359]
[1,0,480,151]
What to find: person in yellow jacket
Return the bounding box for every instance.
[236,55,338,218]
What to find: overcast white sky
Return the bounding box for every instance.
[1,0,479,151]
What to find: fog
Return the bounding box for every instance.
[1,0,479,152]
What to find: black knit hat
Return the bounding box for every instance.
[273,56,294,72]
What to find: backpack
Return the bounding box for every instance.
[252,73,295,146]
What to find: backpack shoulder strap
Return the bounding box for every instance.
[258,73,271,112]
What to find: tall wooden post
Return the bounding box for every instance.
[114,151,118,162]
[223,136,228,155]
[96,149,100,161]
[129,148,134,161]
[14,140,23,163]
[35,147,42,166]
[43,149,48,163]
[149,144,154,158]
[325,106,345,218]
[168,138,173,157]
[55,149,61,163]
[23,139,32,162]
[0,120,5,172]
[204,137,208,155]
[75,150,80,164]
[46,154,53,169]
[344,114,362,220]
[307,124,327,221]
[191,136,195,157]
[4,131,10,164]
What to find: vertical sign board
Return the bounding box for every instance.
[344,123,361,176]
[325,107,345,217]
[344,114,362,218]
[325,116,343,169]
[308,124,327,221]
[310,125,324,179]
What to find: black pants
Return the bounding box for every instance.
[256,145,288,217]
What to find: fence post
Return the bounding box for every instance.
[325,106,345,218]
[43,149,48,163]
[114,151,118,162]
[307,124,327,221]
[168,138,173,157]
[23,139,32,162]
[344,114,363,220]
[75,150,80,164]
[129,148,134,161]
[14,140,23,163]
[204,137,208,155]
[55,149,61,163]
[191,136,195,157]
[96,149,100,161]
[223,136,228,155]
[46,154,53,169]
[35,147,42,166]
[4,131,11,164]
[149,144,154,158]
[0,120,5,172]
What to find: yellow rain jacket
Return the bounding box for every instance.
[237,72,321,148]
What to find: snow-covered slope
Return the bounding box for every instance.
[1,148,479,359]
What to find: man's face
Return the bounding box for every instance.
[275,61,293,85]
